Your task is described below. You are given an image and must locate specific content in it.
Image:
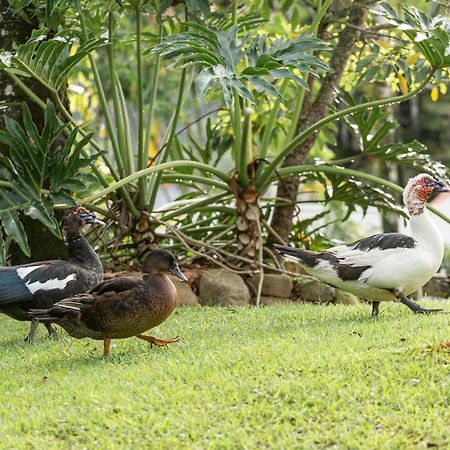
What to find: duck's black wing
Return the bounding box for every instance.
[349,233,417,252]
[0,266,35,305]
[0,260,97,308]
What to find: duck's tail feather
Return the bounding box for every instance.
[28,308,58,322]
[273,244,321,268]
[29,303,81,323]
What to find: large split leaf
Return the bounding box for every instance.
[372,3,450,68]
[153,21,329,109]
[0,29,105,91]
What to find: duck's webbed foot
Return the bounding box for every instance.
[136,334,179,347]
[393,290,444,314]
[371,301,380,317]
[24,319,39,342]
[45,323,58,338]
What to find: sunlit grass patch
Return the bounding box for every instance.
[0,301,448,449]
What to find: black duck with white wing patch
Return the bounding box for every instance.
[0,207,104,341]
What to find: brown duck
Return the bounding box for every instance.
[30,249,187,356]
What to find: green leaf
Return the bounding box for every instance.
[269,69,309,90]
[291,5,300,29]
[24,201,59,236]
[51,192,77,206]
[197,68,215,99]
[245,76,283,103]
[1,211,30,256]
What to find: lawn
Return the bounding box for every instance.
[0,301,449,449]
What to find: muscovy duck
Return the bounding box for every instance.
[0,207,104,341]
[274,173,449,316]
[30,249,187,356]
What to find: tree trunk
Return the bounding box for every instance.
[0,2,42,128]
[1,2,68,263]
[268,2,367,245]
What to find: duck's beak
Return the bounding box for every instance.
[169,265,188,282]
[82,212,106,226]
[433,180,450,194]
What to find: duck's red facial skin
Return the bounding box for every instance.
[413,176,435,203]
[72,207,87,217]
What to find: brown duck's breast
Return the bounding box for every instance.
[92,274,178,339]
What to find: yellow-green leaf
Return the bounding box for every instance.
[431,86,439,102]
[398,73,408,95]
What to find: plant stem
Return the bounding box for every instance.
[78,8,125,184]
[136,6,146,209]
[79,160,231,205]
[232,89,244,185]
[260,80,288,160]
[232,0,237,27]
[160,174,230,191]
[143,14,163,203]
[107,12,127,177]
[310,0,333,34]
[160,192,230,221]
[238,105,251,188]
[257,69,435,190]
[147,67,189,212]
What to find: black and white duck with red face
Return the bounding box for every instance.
[0,207,104,341]
[274,173,449,315]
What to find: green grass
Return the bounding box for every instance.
[0,301,449,449]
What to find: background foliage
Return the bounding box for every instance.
[0,0,449,268]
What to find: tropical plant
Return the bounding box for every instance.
[0,0,449,284]
[0,101,102,264]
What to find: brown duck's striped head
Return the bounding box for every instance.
[143,249,188,282]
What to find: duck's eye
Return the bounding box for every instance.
[424,178,434,187]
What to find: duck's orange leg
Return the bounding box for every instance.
[136,334,179,347]
[103,338,111,356]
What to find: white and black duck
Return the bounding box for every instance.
[274,173,449,316]
[0,207,104,341]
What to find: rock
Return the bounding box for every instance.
[294,276,335,303]
[334,289,361,305]
[423,275,449,298]
[198,269,250,306]
[283,260,308,275]
[247,273,293,298]
[168,276,199,306]
[257,296,291,305]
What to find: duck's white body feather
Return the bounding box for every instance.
[278,209,445,303]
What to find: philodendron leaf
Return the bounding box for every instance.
[1,211,30,256]
[197,68,215,99]
[24,201,59,237]
[245,76,283,103]
[269,68,309,89]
